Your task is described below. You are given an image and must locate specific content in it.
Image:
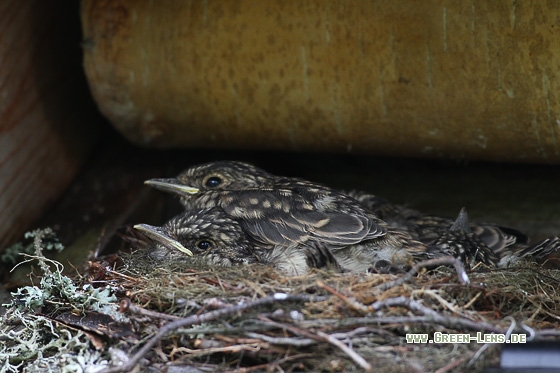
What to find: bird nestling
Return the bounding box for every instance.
[143,161,559,272]
[134,206,529,275]
[136,206,472,275]
[134,207,341,276]
[144,161,428,270]
[349,191,560,267]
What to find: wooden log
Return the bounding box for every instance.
[0,1,99,248]
[82,0,560,163]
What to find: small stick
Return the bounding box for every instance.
[434,353,473,373]
[368,296,505,334]
[317,280,369,313]
[100,293,322,373]
[316,330,372,371]
[376,256,469,292]
[245,332,316,347]
[258,316,372,371]
[232,353,315,373]
[119,299,182,321]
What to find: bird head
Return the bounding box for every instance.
[134,208,256,266]
[144,161,274,202]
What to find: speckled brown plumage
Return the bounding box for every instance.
[145,161,429,270]
[348,190,560,267]
[144,161,559,271]
[135,208,338,275]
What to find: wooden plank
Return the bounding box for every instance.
[0,1,99,248]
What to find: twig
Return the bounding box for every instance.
[368,296,505,334]
[299,315,560,341]
[100,293,323,373]
[467,343,491,367]
[245,332,316,347]
[411,289,460,314]
[462,291,482,310]
[376,256,469,292]
[119,299,182,321]
[246,327,378,348]
[370,296,444,319]
[434,352,474,373]
[105,268,144,283]
[298,315,436,328]
[534,329,560,337]
[169,343,262,357]
[330,326,380,340]
[175,323,278,336]
[230,353,316,373]
[316,280,369,313]
[258,316,372,371]
[315,330,372,371]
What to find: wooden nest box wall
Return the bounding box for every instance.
[0,2,99,249]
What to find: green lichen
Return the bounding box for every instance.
[0,308,110,373]
[1,228,64,265]
[0,228,119,372]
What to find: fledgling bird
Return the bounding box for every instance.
[427,207,499,267]
[347,191,525,249]
[134,208,341,275]
[135,207,452,274]
[349,191,560,267]
[145,161,429,270]
[145,161,559,270]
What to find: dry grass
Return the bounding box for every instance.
[74,251,560,372]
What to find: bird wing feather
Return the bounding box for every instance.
[300,212,386,246]
[472,225,517,253]
[222,191,385,248]
[241,215,310,246]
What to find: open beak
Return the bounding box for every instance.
[133,224,193,256]
[144,178,200,195]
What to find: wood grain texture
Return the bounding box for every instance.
[82,0,560,163]
[0,1,99,248]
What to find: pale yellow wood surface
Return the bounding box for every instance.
[82,1,560,163]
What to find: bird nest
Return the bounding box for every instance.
[1,230,560,372]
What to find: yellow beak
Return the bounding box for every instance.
[144,178,199,195]
[133,223,194,256]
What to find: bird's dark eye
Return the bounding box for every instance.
[205,176,222,188]
[197,240,213,251]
